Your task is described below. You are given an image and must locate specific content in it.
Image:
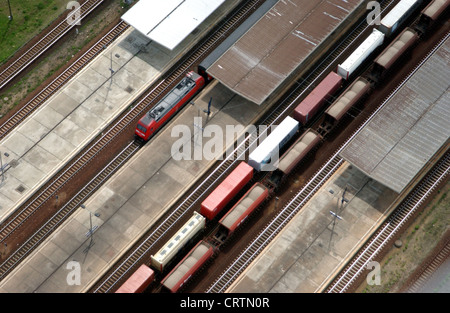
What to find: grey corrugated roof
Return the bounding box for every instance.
[340,36,450,193]
[207,0,365,104]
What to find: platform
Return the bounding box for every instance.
[227,162,399,293]
[0,80,268,293]
[0,0,243,223]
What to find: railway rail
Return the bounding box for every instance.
[0,20,129,141]
[323,33,450,293]
[0,0,105,91]
[90,0,400,293]
[0,0,267,283]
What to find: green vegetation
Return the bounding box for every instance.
[0,0,68,65]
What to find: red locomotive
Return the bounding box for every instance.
[135,71,205,141]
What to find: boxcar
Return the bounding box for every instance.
[200,162,254,220]
[248,116,299,172]
[161,241,214,293]
[151,212,206,272]
[293,72,343,124]
[277,129,321,176]
[218,183,269,236]
[378,0,422,36]
[115,264,155,293]
[337,29,385,80]
[373,27,419,77]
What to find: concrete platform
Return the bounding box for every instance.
[226,162,399,293]
[0,80,267,293]
[0,0,243,223]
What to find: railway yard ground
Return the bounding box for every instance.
[0,0,126,118]
[0,0,448,295]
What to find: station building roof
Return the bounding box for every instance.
[205,0,365,104]
[121,0,225,50]
[340,36,450,193]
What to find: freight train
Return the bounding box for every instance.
[123,0,447,293]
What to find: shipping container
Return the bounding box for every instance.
[200,162,254,220]
[337,29,385,80]
[151,212,206,271]
[248,116,299,172]
[379,0,422,36]
[293,72,343,124]
[115,264,155,293]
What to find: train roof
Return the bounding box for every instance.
[205,0,367,104]
[121,0,225,50]
[340,36,450,194]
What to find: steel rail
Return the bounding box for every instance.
[93,0,398,293]
[0,0,105,90]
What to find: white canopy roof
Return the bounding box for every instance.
[121,0,225,50]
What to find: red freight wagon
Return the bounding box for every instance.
[200,162,254,220]
[218,183,269,236]
[115,264,155,293]
[293,72,342,125]
[161,241,214,293]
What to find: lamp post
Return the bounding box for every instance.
[80,204,100,252]
[7,0,13,21]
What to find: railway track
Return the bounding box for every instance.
[91,0,400,293]
[0,0,105,91]
[325,152,449,293]
[0,0,267,284]
[0,19,129,141]
[323,33,450,293]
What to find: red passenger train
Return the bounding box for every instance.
[135,71,205,141]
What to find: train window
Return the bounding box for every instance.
[182,228,188,234]
[137,124,147,133]
[168,243,174,249]
[175,235,181,241]
[161,249,167,256]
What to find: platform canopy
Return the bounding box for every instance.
[206,0,365,104]
[121,0,225,50]
[340,36,450,194]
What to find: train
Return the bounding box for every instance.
[135,71,205,141]
[122,0,447,293]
